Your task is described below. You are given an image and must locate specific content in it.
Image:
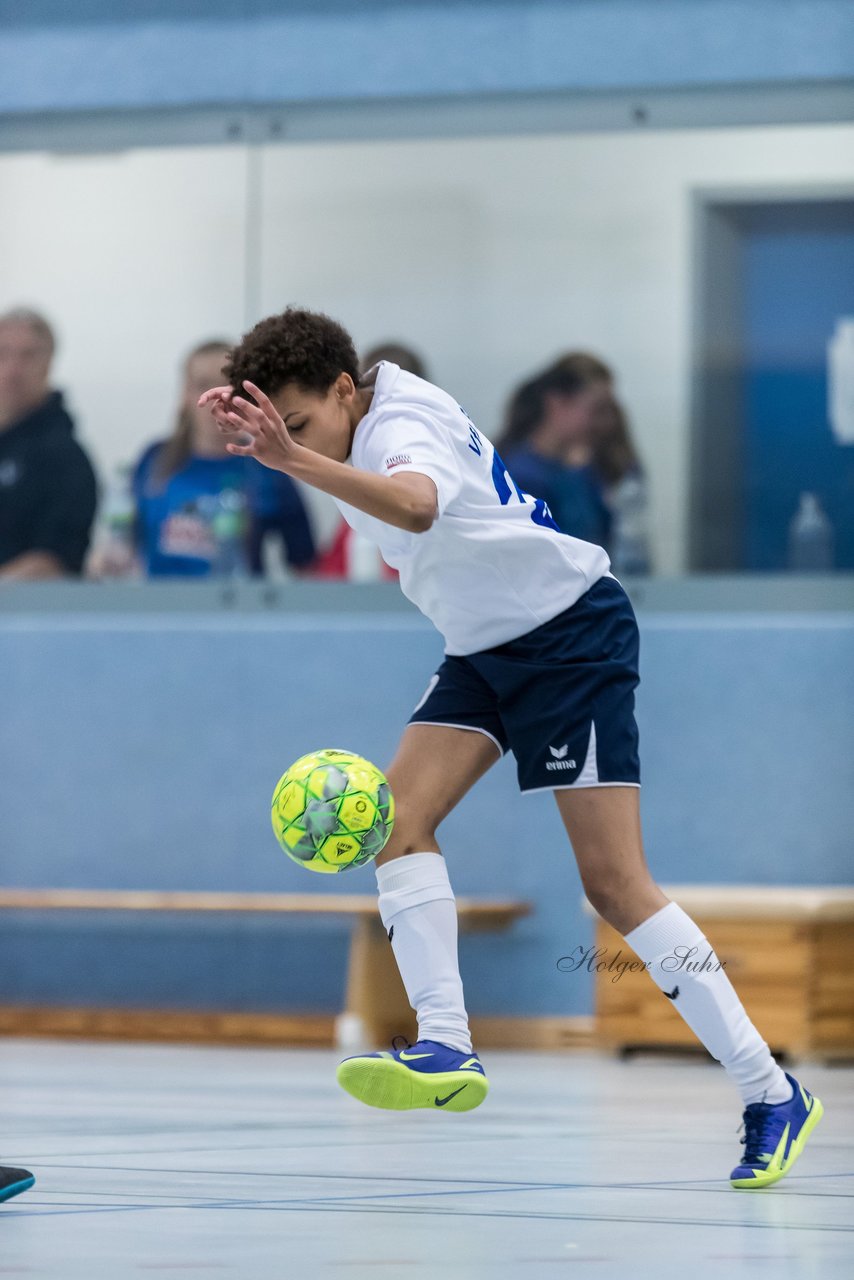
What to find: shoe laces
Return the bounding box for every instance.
[736,1101,776,1164]
[390,1034,413,1052]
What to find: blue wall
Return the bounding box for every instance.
[1,0,852,115]
[1,606,852,1017]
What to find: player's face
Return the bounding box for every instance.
[270,374,362,463]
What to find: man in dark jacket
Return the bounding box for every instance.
[0,308,97,580]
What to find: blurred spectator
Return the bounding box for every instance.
[312,341,429,580]
[0,307,97,580]
[496,364,612,548]
[360,342,428,380]
[129,340,315,578]
[551,351,651,572]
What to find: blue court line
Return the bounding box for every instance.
[197,1201,854,1232]
[7,1162,747,1191]
[13,1173,854,1218]
[9,1129,541,1159]
[27,1161,854,1194]
[6,1197,853,1233]
[232,1181,854,1204]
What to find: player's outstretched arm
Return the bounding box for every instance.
[198,380,437,534]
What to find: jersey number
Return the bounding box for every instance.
[490,451,562,532]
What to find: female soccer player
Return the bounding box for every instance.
[199,308,823,1190]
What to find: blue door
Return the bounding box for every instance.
[742,203,854,570]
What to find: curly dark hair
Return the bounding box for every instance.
[224,307,360,399]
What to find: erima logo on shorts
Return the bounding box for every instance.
[546,744,576,771]
[385,454,412,470]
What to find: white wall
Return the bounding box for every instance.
[0,144,248,494]
[2,123,853,568]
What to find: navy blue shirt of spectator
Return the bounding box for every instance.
[504,447,612,550]
[496,364,612,549]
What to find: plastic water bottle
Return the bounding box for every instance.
[100,464,139,578]
[212,485,249,578]
[788,492,834,571]
[609,474,651,575]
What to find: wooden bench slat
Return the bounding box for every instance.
[0,888,530,924]
[581,884,854,922]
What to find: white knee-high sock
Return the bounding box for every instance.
[623,901,792,1106]
[375,851,472,1054]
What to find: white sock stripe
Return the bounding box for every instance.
[378,888,456,929]
[376,851,456,926]
[375,850,449,892]
[624,901,705,955]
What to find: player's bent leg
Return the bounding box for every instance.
[337,724,499,1112]
[376,722,503,865]
[554,785,823,1187]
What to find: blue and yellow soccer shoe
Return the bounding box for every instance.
[337,1037,488,1112]
[0,1166,34,1204]
[730,1072,824,1189]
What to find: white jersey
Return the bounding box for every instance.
[333,362,610,656]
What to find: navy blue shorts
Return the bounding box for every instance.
[408,574,641,793]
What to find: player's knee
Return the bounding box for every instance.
[581,871,659,929]
[580,870,633,922]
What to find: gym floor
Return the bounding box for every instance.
[2,1039,851,1279]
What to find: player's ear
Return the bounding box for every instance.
[334,372,356,402]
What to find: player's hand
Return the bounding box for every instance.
[200,380,301,473]
[197,384,238,435]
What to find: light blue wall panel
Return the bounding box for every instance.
[1,1,852,115]
[1,609,852,1017]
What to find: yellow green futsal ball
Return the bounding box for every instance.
[271,749,395,874]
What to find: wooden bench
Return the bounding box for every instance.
[0,888,531,1049]
[582,885,854,1063]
